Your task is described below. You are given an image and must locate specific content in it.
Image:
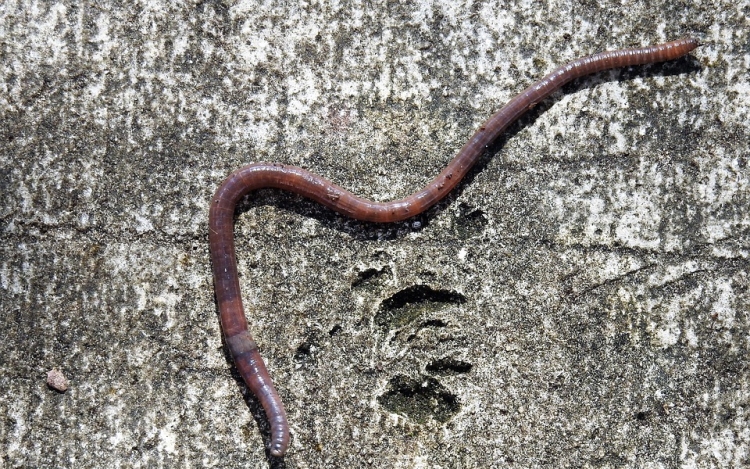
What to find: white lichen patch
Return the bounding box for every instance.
[157,424,178,454]
[710,279,735,328]
[649,299,683,348]
[550,161,666,249]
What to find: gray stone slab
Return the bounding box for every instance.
[1,1,747,468]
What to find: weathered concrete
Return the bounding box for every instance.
[1,1,747,467]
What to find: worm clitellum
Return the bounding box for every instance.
[209,37,699,457]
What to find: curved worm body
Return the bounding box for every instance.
[209,38,698,457]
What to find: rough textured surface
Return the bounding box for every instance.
[1,1,748,468]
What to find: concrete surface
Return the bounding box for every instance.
[1,1,748,468]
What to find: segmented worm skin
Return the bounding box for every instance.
[208,38,698,457]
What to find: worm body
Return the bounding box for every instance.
[209,38,698,457]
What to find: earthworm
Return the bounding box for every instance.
[209,37,698,457]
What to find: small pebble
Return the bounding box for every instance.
[47,369,69,392]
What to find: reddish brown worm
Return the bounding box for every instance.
[209,38,698,457]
